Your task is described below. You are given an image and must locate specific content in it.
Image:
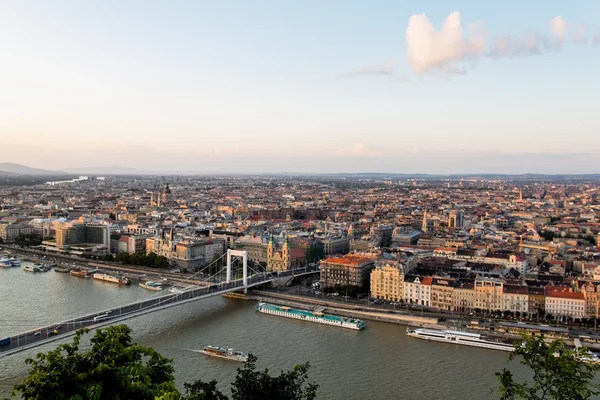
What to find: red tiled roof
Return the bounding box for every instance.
[546,290,585,300]
[323,254,374,266]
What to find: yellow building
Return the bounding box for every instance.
[431,278,455,310]
[370,260,404,302]
[474,277,504,312]
[453,281,475,312]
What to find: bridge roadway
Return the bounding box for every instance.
[0,267,318,357]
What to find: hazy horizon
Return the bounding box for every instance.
[1,1,599,174]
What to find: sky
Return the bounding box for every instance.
[1,0,599,174]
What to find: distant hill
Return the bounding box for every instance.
[60,166,154,175]
[0,163,66,175]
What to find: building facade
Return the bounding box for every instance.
[320,254,375,288]
[404,276,432,306]
[431,278,455,310]
[370,260,404,302]
[474,277,504,312]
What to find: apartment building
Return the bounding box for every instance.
[431,278,455,311]
[474,277,504,312]
[545,287,585,319]
[370,260,404,302]
[320,254,375,288]
[404,275,432,306]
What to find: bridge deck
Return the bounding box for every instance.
[0,267,318,357]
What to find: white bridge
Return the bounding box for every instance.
[0,250,318,357]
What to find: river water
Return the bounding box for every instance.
[0,262,541,399]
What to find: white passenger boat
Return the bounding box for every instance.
[406,328,515,352]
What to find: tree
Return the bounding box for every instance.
[13,325,177,400]
[230,354,318,400]
[496,334,600,400]
[14,326,319,400]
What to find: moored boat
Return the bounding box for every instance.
[0,257,13,268]
[9,257,21,267]
[54,267,70,273]
[23,264,41,272]
[139,281,163,291]
[256,302,366,330]
[406,328,515,352]
[199,346,248,362]
[92,273,131,285]
[70,268,98,278]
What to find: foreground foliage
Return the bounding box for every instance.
[496,334,600,400]
[12,325,318,400]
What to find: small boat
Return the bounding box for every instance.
[139,281,163,291]
[9,257,21,267]
[23,264,41,272]
[92,273,131,285]
[199,346,248,362]
[70,268,89,278]
[32,263,51,272]
[0,257,12,268]
[54,267,70,273]
[70,268,98,278]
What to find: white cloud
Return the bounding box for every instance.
[406,11,486,74]
[406,13,595,75]
[489,32,546,59]
[550,16,567,49]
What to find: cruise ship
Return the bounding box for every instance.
[199,346,248,362]
[406,328,515,352]
[139,281,163,291]
[92,273,131,285]
[256,302,366,330]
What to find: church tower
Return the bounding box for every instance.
[267,234,274,260]
[282,236,291,270]
[422,210,428,233]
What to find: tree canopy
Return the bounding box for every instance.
[12,325,177,400]
[496,334,600,400]
[12,324,318,400]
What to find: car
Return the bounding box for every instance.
[34,331,41,336]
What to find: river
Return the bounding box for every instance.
[0,262,539,399]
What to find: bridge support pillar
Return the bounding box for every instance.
[226,250,248,289]
[226,250,232,283]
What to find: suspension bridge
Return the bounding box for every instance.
[0,250,318,357]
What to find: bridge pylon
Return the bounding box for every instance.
[226,249,248,288]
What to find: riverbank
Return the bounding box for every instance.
[234,290,600,351]
[238,290,443,328]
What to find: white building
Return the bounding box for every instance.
[502,285,529,314]
[404,276,432,307]
[545,289,585,319]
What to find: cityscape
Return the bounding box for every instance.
[2,0,600,399]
